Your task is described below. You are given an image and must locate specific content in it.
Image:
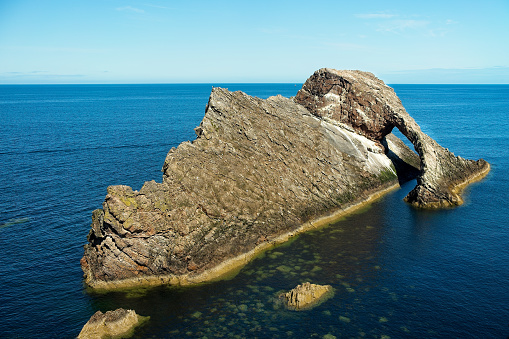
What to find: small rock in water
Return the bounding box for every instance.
[279,282,334,310]
[78,308,148,339]
[191,311,203,319]
[339,316,351,323]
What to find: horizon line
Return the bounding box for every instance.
[1,82,508,86]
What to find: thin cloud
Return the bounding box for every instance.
[144,3,171,9]
[2,45,106,54]
[357,12,451,37]
[1,71,86,78]
[383,67,509,84]
[6,70,48,74]
[259,27,287,35]
[377,19,430,34]
[323,42,368,51]
[356,13,397,19]
[116,6,145,13]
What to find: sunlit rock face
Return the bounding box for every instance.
[279,282,334,310]
[81,68,489,291]
[295,68,490,208]
[78,308,147,339]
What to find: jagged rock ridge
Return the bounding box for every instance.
[81,69,488,290]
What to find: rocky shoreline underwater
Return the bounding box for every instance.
[80,68,489,291]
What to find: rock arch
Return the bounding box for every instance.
[294,68,490,208]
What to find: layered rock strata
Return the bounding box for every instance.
[78,308,147,339]
[295,68,490,208]
[279,282,334,310]
[81,69,487,290]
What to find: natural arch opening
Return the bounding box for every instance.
[295,68,490,208]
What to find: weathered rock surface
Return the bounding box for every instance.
[295,68,490,208]
[78,308,147,339]
[279,282,334,310]
[81,68,487,290]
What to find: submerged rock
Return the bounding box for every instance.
[81,68,487,290]
[279,282,334,310]
[78,308,147,339]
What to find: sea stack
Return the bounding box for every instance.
[294,68,490,208]
[81,68,489,290]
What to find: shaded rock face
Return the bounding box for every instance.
[82,81,419,289]
[279,282,334,310]
[295,68,490,208]
[78,308,146,339]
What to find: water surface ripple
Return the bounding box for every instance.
[0,84,507,338]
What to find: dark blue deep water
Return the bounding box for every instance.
[0,84,508,338]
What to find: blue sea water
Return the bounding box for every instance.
[0,83,507,338]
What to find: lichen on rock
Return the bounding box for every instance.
[279,282,334,310]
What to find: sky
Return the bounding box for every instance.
[0,0,508,84]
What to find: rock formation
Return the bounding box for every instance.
[78,308,147,339]
[279,282,334,310]
[295,68,490,208]
[81,68,488,290]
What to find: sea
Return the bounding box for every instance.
[0,83,508,338]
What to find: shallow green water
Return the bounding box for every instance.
[86,180,454,338]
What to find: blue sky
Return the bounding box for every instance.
[0,0,508,84]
